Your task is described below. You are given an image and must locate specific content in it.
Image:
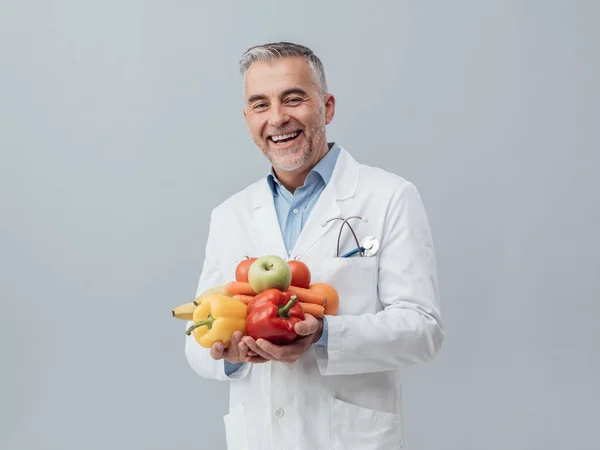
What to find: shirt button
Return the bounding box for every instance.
[292,208,299,214]
[274,408,284,417]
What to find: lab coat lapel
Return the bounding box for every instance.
[292,183,341,259]
[293,147,359,259]
[250,181,288,258]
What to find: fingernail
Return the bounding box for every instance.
[296,325,305,334]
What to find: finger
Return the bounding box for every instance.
[243,337,273,360]
[237,338,249,360]
[244,355,269,364]
[256,338,288,360]
[257,338,308,362]
[210,342,225,360]
[294,315,318,336]
[242,336,273,361]
[238,341,258,357]
[226,331,243,362]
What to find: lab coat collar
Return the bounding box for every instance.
[251,146,359,259]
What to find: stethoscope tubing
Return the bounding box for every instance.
[325,216,366,257]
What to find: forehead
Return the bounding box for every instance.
[244,56,316,97]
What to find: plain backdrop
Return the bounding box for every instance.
[1,1,599,449]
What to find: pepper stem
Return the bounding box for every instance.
[278,295,297,319]
[185,315,215,335]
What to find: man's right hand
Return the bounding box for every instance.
[209,331,267,364]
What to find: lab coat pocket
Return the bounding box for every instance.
[317,256,379,315]
[223,403,249,450]
[331,397,403,450]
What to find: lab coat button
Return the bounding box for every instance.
[274,408,284,417]
[292,208,299,214]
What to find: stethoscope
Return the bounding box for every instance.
[324,216,380,258]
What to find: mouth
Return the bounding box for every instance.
[268,130,302,147]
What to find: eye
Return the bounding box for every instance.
[253,103,268,110]
[286,98,302,104]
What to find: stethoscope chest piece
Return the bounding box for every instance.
[360,236,379,257]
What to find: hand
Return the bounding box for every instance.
[241,314,324,364]
[209,331,259,364]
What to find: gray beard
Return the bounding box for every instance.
[257,124,326,172]
[265,142,311,171]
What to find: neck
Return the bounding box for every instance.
[275,167,311,194]
[274,141,330,194]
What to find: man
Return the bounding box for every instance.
[184,42,444,450]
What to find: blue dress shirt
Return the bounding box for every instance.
[224,143,339,376]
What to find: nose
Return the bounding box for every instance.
[267,103,290,128]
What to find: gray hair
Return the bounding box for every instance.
[239,42,328,96]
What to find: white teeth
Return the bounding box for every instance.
[271,131,300,142]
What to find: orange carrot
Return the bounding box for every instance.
[225,281,256,296]
[233,294,255,305]
[287,285,326,306]
[299,302,325,318]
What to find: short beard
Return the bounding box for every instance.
[256,105,327,172]
[264,142,311,172]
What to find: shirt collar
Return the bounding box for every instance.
[267,142,340,196]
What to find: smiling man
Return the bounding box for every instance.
[243,50,335,193]
[184,42,444,450]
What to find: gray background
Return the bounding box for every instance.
[1,1,598,449]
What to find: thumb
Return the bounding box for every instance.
[210,342,224,360]
[295,317,316,336]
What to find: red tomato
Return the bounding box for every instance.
[235,257,257,282]
[287,260,311,289]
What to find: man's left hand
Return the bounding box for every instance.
[241,314,324,364]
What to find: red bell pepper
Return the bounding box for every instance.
[245,288,305,345]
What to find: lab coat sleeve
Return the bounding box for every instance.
[314,182,444,376]
[184,208,251,381]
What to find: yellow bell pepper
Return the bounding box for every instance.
[185,295,247,348]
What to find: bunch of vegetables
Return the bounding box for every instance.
[172,255,339,349]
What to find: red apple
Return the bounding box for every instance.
[235,256,257,282]
[288,260,311,289]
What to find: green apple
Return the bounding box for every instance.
[248,255,292,293]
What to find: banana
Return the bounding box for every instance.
[172,302,197,320]
[193,285,231,305]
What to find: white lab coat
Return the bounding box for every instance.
[185,147,444,450]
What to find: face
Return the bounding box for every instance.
[243,57,335,172]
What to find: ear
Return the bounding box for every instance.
[324,94,335,125]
